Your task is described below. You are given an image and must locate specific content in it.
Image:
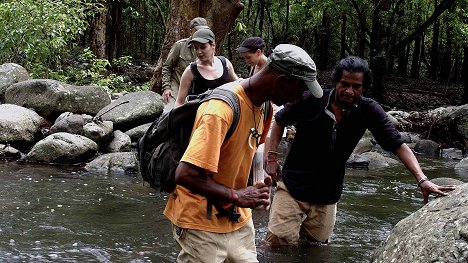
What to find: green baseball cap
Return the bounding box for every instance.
[188,28,215,45]
[268,44,323,98]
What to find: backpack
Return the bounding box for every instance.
[136,88,241,194]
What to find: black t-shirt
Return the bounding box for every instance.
[275,89,404,204]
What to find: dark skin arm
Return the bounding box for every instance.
[175,161,272,208]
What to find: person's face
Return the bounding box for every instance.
[240,50,260,66]
[270,75,306,106]
[192,42,215,61]
[335,70,364,107]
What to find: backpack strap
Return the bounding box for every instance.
[200,88,240,140]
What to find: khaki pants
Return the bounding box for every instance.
[265,181,337,245]
[172,218,258,263]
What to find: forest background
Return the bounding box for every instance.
[0,0,467,110]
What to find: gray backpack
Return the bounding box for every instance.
[136,88,240,194]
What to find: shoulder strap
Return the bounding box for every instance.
[199,88,240,140]
[190,61,198,94]
[263,101,272,123]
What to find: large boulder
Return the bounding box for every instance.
[371,183,468,263]
[96,91,163,131]
[26,132,98,164]
[0,104,42,149]
[4,79,110,119]
[0,63,29,101]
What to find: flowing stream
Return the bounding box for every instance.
[0,157,465,262]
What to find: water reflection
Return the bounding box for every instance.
[0,157,464,262]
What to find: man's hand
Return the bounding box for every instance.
[265,160,282,182]
[233,180,271,208]
[419,180,456,204]
[162,89,174,103]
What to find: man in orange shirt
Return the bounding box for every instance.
[164,44,323,262]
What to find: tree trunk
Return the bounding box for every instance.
[397,46,408,77]
[462,45,468,104]
[150,0,244,92]
[368,0,386,102]
[108,1,123,62]
[439,23,453,83]
[340,13,347,59]
[90,1,107,59]
[317,9,330,70]
[410,35,422,79]
[428,0,440,79]
[258,0,265,38]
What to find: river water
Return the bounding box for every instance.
[0,157,465,263]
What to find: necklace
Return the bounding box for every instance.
[247,78,264,149]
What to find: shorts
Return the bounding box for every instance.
[265,181,337,245]
[172,218,258,263]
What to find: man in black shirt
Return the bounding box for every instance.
[263,56,456,246]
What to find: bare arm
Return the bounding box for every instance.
[395,143,456,203]
[226,59,239,81]
[263,122,285,181]
[175,162,272,208]
[174,66,194,107]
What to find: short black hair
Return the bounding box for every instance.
[332,56,373,90]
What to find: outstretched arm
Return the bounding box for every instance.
[395,143,456,203]
[175,162,272,208]
[174,66,194,107]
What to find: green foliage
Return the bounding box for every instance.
[33,48,147,93]
[0,0,100,75]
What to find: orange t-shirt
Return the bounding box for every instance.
[164,82,271,233]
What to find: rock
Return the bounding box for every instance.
[0,63,29,101]
[105,130,132,152]
[82,121,113,143]
[352,137,375,155]
[124,122,151,142]
[96,91,163,131]
[5,79,111,119]
[346,154,370,169]
[360,151,399,169]
[371,183,468,263]
[0,144,22,160]
[441,148,464,160]
[455,157,468,172]
[49,114,86,135]
[0,104,42,149]
[26,132,98,164]
[84,152,138,174]
[430,177,465,186]
[414,139,441,157]
[347,152,399,169]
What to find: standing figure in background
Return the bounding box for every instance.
[161,17,210,110]
[174,28,238,107]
